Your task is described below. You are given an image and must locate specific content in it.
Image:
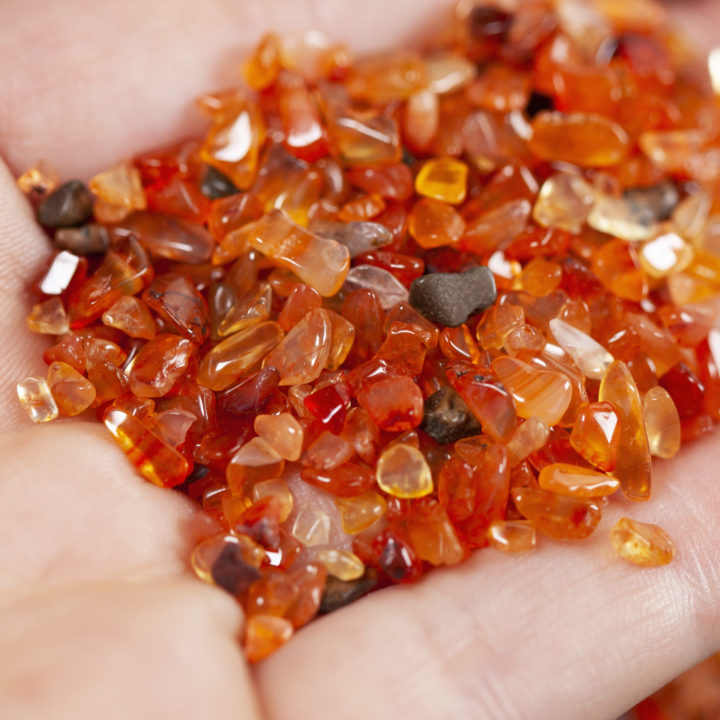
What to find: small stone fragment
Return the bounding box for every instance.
[27,297,69,335]
[37,180,94,227]
[310,219,393,257]
[414,157,468,204]
[643,386,681,459]
[487,520,536,552]
[376,442,433,499]
[610,517,675,566]
[319,569,378,614]
[200,166,240,199]
[316,549,365,581]
[421,386,482,444]
[17,377,59,423]
[408,266,496,327]
[47,361,96,415]
[54,224,110,255]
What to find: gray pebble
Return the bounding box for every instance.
[37,180,94,228]
[622,181,679,223]
[310,219,393,257]
[421,386,482,445]
[200,166,240,199]
[408,265,496,327]
[54,223,109,255]
[319,569,378,615]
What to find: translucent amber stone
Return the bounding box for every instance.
[47,361,96,415]
[335,491,387,534]
[357,376,424,432]
[254,412,304,461]
[406,498,465,566]
[346,52,427,104]
[226,437,285,495]
[17,377,59,423]
[16,159,59,200]
[461,199,532,256]
[487,520,536,552]
[102,296,156,340]
[414,158,468,205]
[142,274,209,344]
[252,479,294,522]
[512,487,602,540]
[244,614,294,663]
[610,517,675,566]
[446,363,517,443]
[117,212,215,265]
[304,431,354,471]
[89,163,147,220]
[244,210,349,297]
[403,88,439,152]
[200,93,265,190]
[591,238,648,302]
[506,416,550,467]
[128,334,194,398]
[263,308,332,386]
[529,112,630,167]
[338,193,386,223]
[104,407,190,487]
[570,402,621,472]
[492,356,571,426]
[27,297,69,335]
[538,463,620,498]
[216,282,272,338]
[408,198,466,249]
[517,257,562,297]
[599,361,652,500]
[316,549,365,581]
[291,505,331,546]
[322,86,402,166]
[197,321,284,391]
[346,165,413,202]
[549,318,614,380]
[277,284,322,332]
[643,386,681,459]
[467,65,530,112]
[375,443,433,499]
[326,310,356,370]
[532,172,595,234]
[587,194,657,243]
[302,462,375,497]
[243,33,281,90]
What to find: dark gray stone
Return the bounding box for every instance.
[54,223,109,255]
[37,180,94,227]
[319,569,378,615]
[622,181,680,223]
[408,265,496,327]
[421,386,482,445]
[200,166,240,199]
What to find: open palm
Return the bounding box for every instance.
[2,1,720,718]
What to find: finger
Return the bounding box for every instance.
[256,432,720,720]
[0,157,54,433]
[0,424,197,605]
[0,578,258,720]
[0,0,446,179]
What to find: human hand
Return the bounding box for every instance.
[1,1,720,718]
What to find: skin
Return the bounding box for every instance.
[1,0,720,718]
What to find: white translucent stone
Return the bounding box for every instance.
[639,231,694,278]
[549,318,614,379]
[710,47,720,96]
[587,194,657,242]
[342,265,409,309]
[291,505,331,546]
[533,172,595,234]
